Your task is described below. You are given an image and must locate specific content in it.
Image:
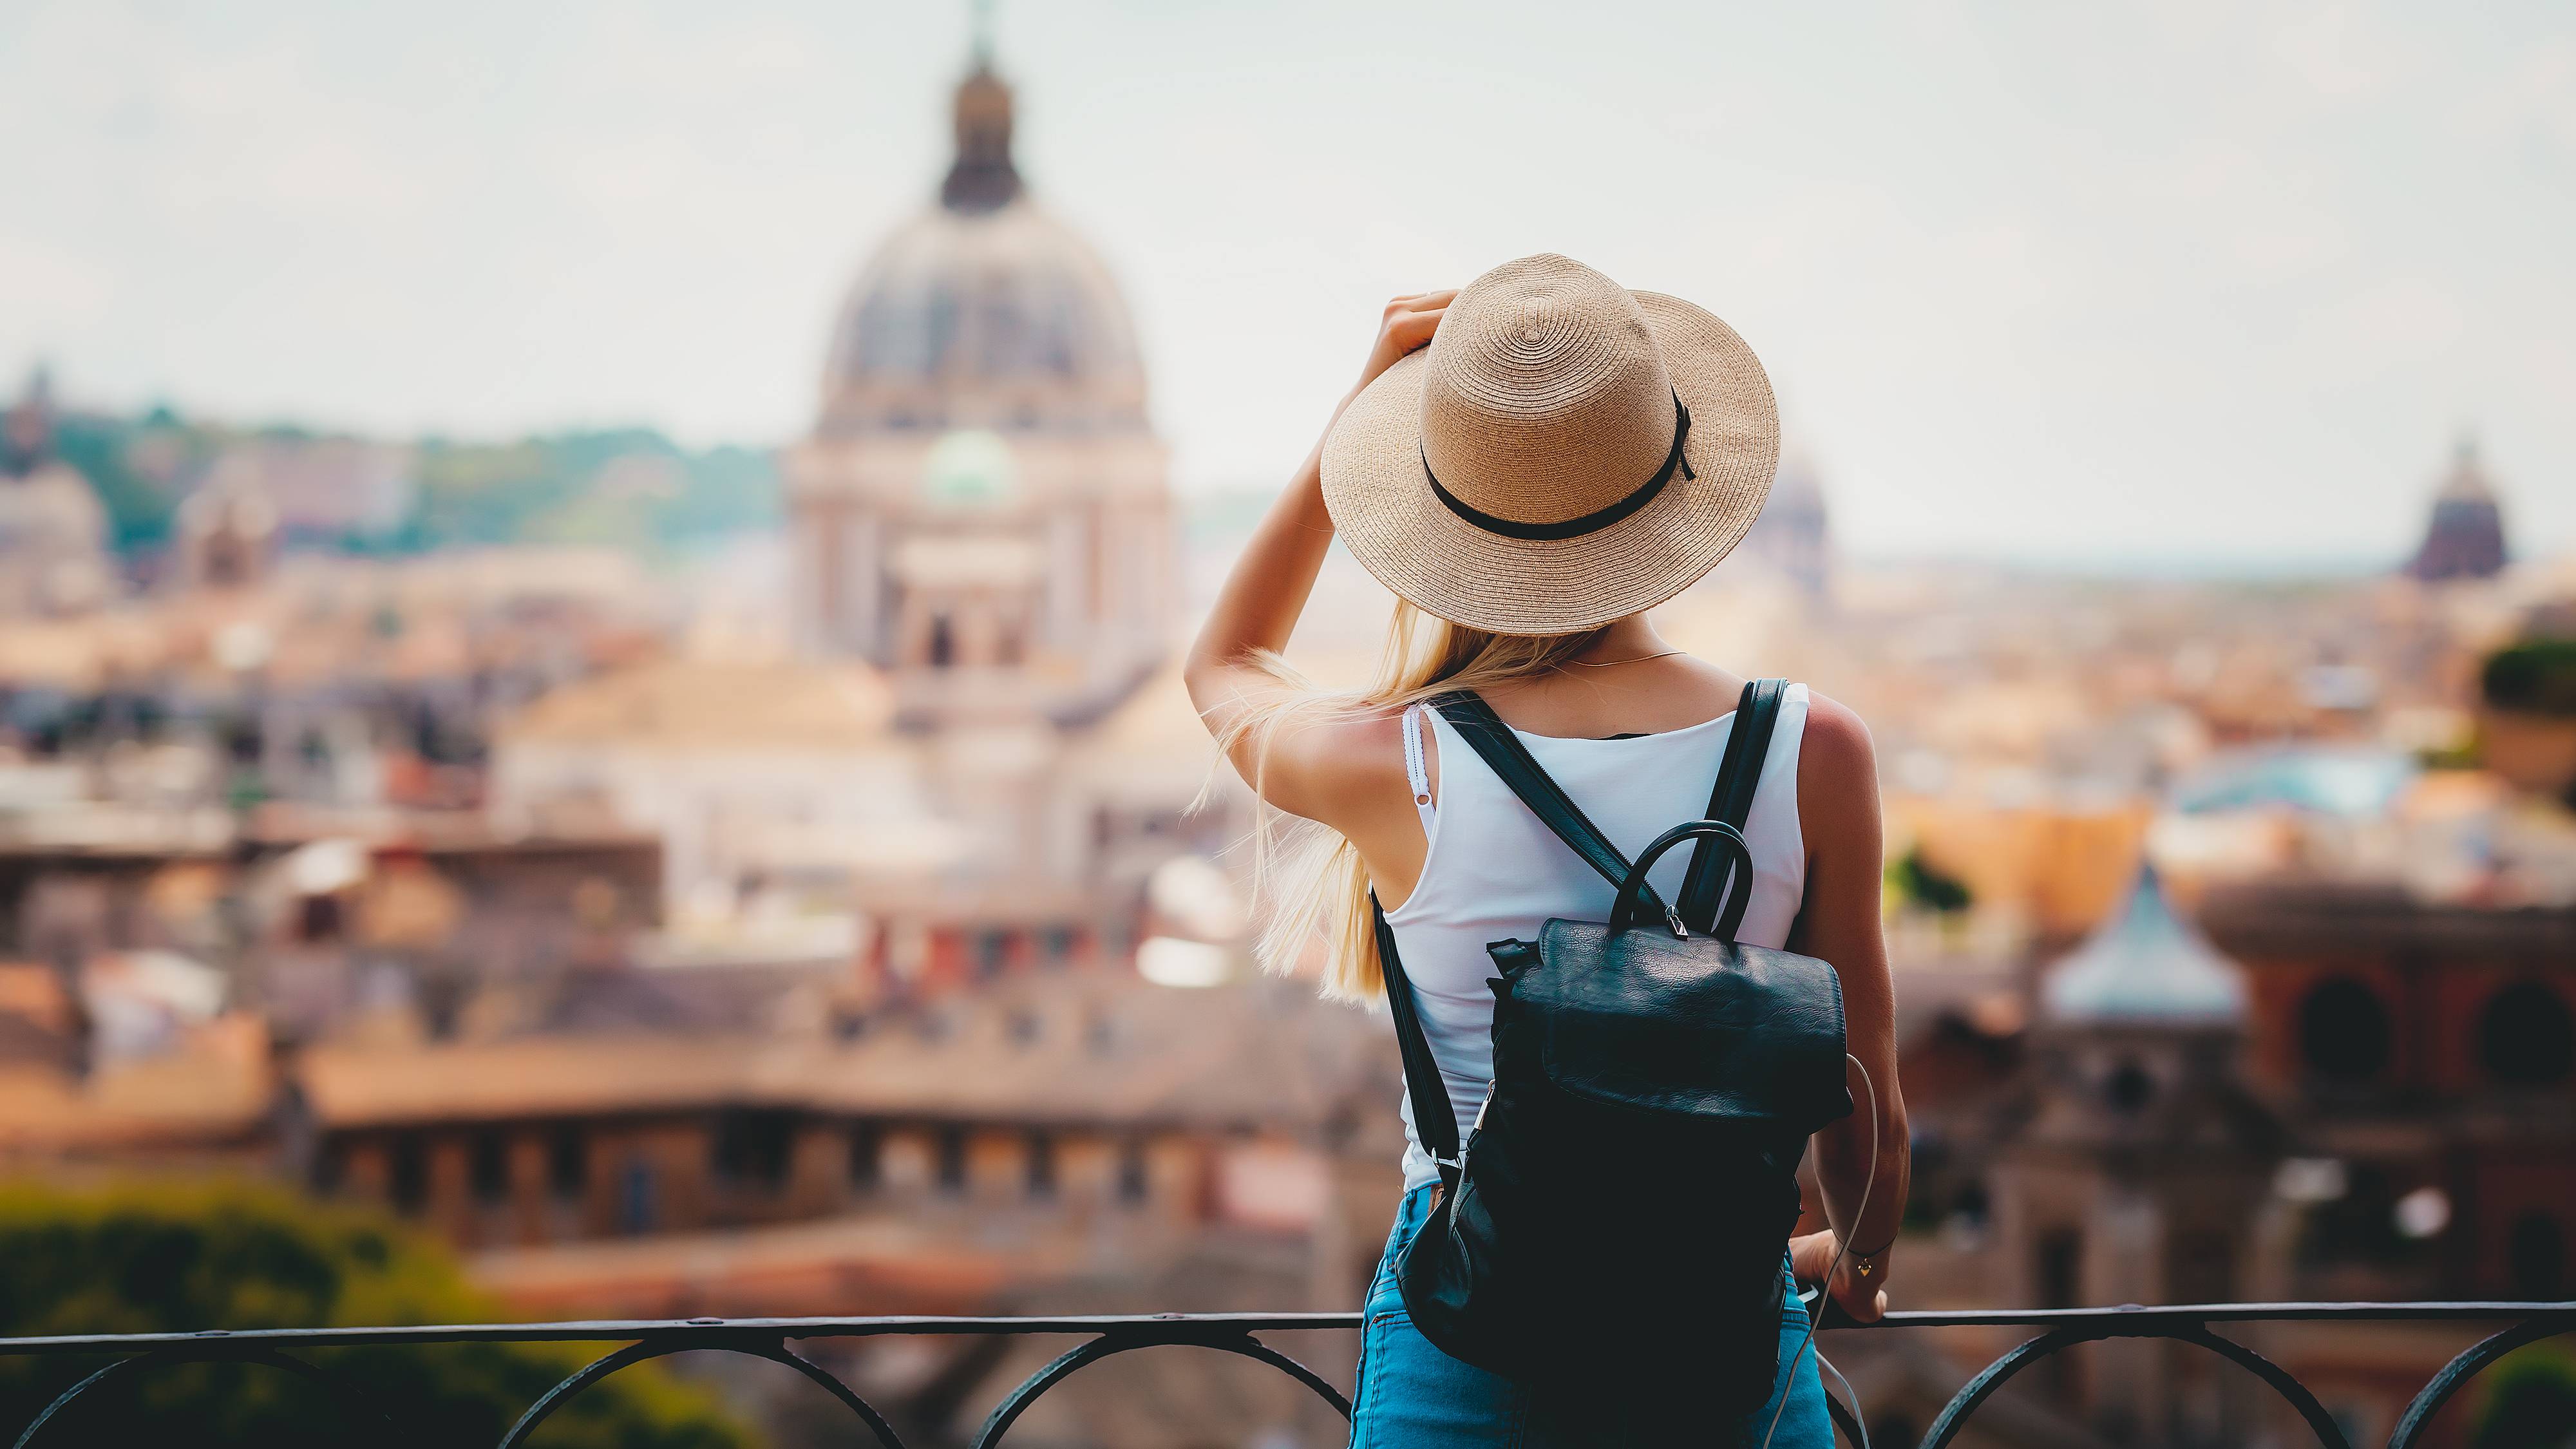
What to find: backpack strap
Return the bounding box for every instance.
[1677,679,1787,941]
[1428,690,1680,933]
[1379,688,1667,1199]
[1372,895,1463,1195]
[1377,685,1781,1196]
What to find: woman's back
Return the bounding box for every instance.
[1182,258,1907,1447]
[1385,685,1812,1187]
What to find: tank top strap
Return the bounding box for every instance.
[1401,704,1437,841]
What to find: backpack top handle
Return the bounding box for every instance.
[1609,819,1756,940]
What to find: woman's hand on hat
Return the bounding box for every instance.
[1356,290,1456,392]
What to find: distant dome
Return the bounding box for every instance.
[921,428,1017,507]
[2406,433,2508,582]
[816,64,1145,435]
[2042,867,2246,1026]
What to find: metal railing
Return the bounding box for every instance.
[1,1300,2569,1449]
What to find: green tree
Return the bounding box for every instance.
[0,1179,748,1449]
[2483,639,2576,718]
[1890,846,1973,915]
[2474,1346,2576,1449]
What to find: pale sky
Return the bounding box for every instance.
[5,1,2571,565]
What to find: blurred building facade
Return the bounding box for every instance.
[0,368,115,617]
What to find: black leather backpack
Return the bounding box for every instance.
[1372,679,1853,1423]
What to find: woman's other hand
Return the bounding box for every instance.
[1358,290,1456,392]
[1788,1229,1888,1325]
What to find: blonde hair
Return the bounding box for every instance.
[1217,601,1604,1002]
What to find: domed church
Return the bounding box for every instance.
[499,46,1227,998]
[784,53,1176,729]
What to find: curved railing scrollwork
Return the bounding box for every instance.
[10,1342,400,1449]
[0,1303,2563,1448]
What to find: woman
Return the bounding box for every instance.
[1184,255,1908,1448]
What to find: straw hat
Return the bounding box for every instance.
[1321,254,1779,636]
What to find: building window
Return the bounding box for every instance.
[975,930,1012,980]
[547,1128,588,1203]
[388,1135,427,1215]
[1027,1131,1057,1200]
[469,1132,510,1207]
[711,1109,797,1193]
[2103,1059,2155,1113]
[619,1160,658,1235]
[2478,982,2574,1087]
[2509,1213,2566,1300]
[849,1123,882,1191]
[935,1126,969,1195]
[1041,926,1077,966]
[311,1141,345,1195]
[297,893,344,944]
[1116,1139,1150,1206]
[2297,978,2392,1084]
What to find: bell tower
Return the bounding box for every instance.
[1992,868,2293,1444]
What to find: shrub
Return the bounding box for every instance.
[2481,639,2576,718]
[0,1179,746,1449]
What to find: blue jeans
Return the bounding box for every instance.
[1349,1184,1834,1448]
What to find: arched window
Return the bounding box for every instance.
[848,1123,882,1191]
[619,1160,658,1235]
[547,1128,587,1203]
[935,1126,969,1194]
[1026,1130,1057,1199]
[388,1135,427,1215]
[2478,982,2575,1087]
[470,1132,510,1207]
[2104,1059,2155,1113]
[2298,978,2392,1084]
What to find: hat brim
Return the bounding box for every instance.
[1320,291,1779,636]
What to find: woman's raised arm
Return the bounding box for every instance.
[1183,291,1452,825]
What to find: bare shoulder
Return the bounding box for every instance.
[1799,690,1877,781]
[1796,690,1881,833]
[1263,703,1411,831]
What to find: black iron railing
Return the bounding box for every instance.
[1,1301,2568,1449]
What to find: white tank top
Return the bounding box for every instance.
[1383,685,1812,1189]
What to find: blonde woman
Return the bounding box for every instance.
[1185,256,1908,1447]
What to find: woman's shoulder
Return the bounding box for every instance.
[1260,703,1414,828]
[1796,688,1873,767]
[1794,689,1880,828]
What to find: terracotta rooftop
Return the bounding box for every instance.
[495,658,901,753]
[298,971,1382,1133]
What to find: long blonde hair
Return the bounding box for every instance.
[1216,601,1604,1002]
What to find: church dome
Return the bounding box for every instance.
[817,64,1146,435]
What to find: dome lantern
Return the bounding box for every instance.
[942,62,1021,216]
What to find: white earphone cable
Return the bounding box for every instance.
[1758,1052,1880,1449]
